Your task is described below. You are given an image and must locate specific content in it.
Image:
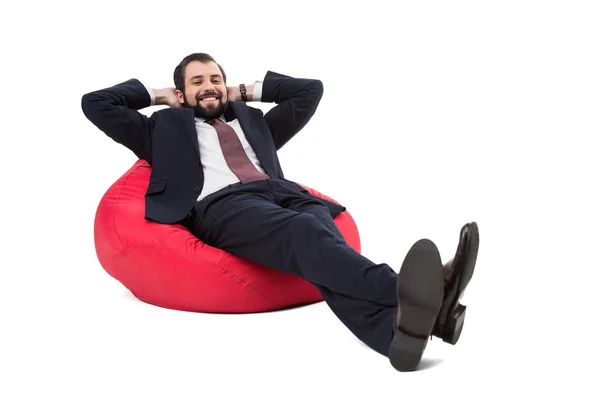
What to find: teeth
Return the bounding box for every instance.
[202,97,216,101]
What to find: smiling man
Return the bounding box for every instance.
[174,59,229,119]
[81,52,480,372]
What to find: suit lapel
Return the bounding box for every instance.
[180,108,200,156]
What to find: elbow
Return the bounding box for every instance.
[309,79,324,109]
[81,92,95,117]
[303,79,324,111]
[312,79,324,99]
[81,91,105,122]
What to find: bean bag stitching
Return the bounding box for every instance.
[114,243,282,308]
[109,167,138,283]
[112,165,137,250]
[215,253,282,308]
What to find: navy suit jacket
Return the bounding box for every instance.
[81,71,345,224]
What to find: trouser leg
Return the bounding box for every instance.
[282,183,397,356]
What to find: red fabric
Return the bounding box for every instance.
[94,159,361,313]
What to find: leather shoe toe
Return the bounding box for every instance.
[432,222,479,344]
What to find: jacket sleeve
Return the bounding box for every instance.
[81,78,155,162]
[259,71,324,150]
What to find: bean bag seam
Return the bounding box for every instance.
[110,166,136,252]
[109,162,146,280]
[113,243,281,308]
[215,254,281,308]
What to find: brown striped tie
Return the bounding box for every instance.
[209,119,269,183]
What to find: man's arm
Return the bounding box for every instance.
[232,71,324,150]
[81,79,162,162]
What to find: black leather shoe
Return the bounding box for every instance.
[432,222,480,345]
[389,239,445,372]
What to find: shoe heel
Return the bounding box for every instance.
[389,330,429,372]
[442,304,467,345]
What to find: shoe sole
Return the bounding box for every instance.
[389,239,444,372]
[440,222,480,344]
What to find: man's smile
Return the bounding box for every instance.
[198,93,220,105]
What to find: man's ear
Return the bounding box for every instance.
[175,89,185,105]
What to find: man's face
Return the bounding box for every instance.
[177,61,227,119]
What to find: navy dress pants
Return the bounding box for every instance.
[184,178,399,357]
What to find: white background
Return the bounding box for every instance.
[1,0,599,398]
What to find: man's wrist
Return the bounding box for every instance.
[229,83,255,102]
[143,83,156,106]
[152,88,170,106]
[242,83,255,101]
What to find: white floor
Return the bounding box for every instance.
[2,1,599,399]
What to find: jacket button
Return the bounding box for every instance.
[194,187,201,193]
[197,159,201,166]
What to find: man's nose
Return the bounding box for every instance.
[202,82,216,92]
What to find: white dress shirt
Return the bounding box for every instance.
[145,82,266,201]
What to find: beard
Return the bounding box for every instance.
[183,92,227,120]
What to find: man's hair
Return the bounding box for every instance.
[173,53,227,92]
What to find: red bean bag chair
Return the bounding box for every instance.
[93,159,361,313]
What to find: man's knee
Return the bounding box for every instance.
[289,212,320,227]
[287,213,337,243]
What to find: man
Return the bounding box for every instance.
[81,52,480,371]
